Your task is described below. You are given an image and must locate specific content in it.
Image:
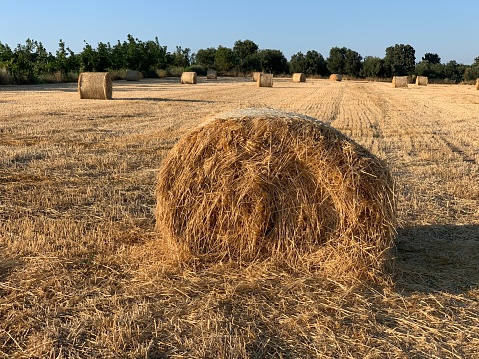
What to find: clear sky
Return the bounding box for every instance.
[1,0,478,64]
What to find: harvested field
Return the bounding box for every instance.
[1,77,479,358]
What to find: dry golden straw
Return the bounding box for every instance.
[416,76,428,86]
[155,108,396,278]
[292,73,306,82]
[206,70,217,79]
[329,74,342,81]
[252,72,262,82]
[258,73,273,87]
[181,72,197,84]
[392,76,408,88]
[78,72,112,100]
[476,78,479,90]
[125,70,141,81]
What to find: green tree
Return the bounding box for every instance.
[110,40,127,70]
[195,47,217,68]
[384,44,416,76]
[422,53,441,64]
[55,39,70,75]
[258,49,288,74]
[463,57,479,81]
[96,42,111,72]
[344,48,362,77]
[215,46,235,72]
[233,39,259,73]
[80,41,98,71]
[305,50,327,76]
[289,51,306,73]
[0,42,13,64]
[125,34,142,70]
[290,50,327,76]
[140,37,168,72]
[9,39,51,83]
[327,47,346,74]
[360,56,386,78]
[442,60,466,83]
[171,46,191,68]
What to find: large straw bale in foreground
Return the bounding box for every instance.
[156,108,396,278]
[392,76,408,88]
[181,72,197,84]
[292,73,306,82]
[126,70,141,81]
[416,76,428,86]
[329,74,342,81]
[258,73,273,87]
[78,72,112,100]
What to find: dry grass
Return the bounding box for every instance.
[258,74,273,87]
[78,72,113,99]
[416,76,428,86]
[180,72,197,84]
[292,73,306,83]
[1,78,479,358]
[392,76,408,88]
[329,74,342,82]
[156,108,396,280]
[252,72,262,82]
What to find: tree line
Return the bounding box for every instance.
[1,35,478,85]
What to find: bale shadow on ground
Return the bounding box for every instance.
[0,258,22,283]
[112,97,216,103]
[393,224,479,294]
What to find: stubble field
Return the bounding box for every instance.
[1,77,479,358]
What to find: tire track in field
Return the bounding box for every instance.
[376,84,479,167]
[438,136,477,165]
[332,82,383,138]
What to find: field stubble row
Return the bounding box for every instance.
[0,77,478,358]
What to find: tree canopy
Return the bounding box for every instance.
[0,36,476,85]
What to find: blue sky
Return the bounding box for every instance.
[1,0,478,64]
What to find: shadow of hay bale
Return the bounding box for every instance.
[394,224,479,294]
[0,258,22,282]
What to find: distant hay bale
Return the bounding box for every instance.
[252,72,262,82]
[155,108,396,279]
[416,76,428,86]
[206,70,217,79]
[78,72,112,100]
[181,72,197,84]
[476,78,479,90]
[292,73,306,82]
[329,74,342,81]
[258,73,273,87]
[392,76,408,88]
[126,70,141,81]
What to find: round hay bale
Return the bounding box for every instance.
[415,76,428,86]
[258,73,273,87]
[155,108,396,278]
[181,72,197,84]
[329,74,342,81]
[476,78,479,90]
[126,70,141,81]
[252,72,262,82]
[392,76,408,88]
[292,73,306,83]
[78,72,112,100]
[206,70,217,80]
